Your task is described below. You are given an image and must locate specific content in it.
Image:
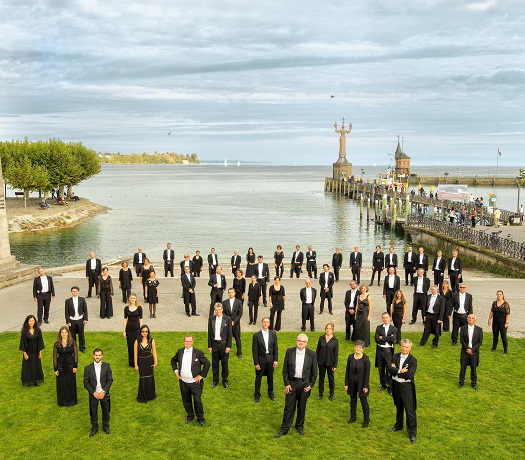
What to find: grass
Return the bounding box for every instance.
[3,331,523,460]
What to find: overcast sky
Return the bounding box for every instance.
[1,0,524,165]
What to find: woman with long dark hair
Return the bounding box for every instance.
[53,326,78,406]
[233,269,246,304]
[134,324,158,403]
[269,276,286,331]
[391,290,407,344]
[119,261,133,303]
[98,266,114,318]
[19,315,44,386]
[246,247,256,278]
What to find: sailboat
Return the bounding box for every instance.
[237,160,240,166]
[224,159,228,167]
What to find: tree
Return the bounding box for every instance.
[4,155,49,209]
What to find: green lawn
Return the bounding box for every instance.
[3,331,522,460]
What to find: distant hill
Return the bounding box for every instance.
[100,152,200,164]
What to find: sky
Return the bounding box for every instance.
[1,0,524,165]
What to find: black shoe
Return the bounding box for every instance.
[254,396,260,403]
[301,327,306,331]
[192,312,199,316]
[89,428,98,437]
[37,321,42,326]
[472,384,478,391]
[237,354,242,359]
[388,427,399,432]
[274,431,287,438]
[405,283,408,286]
[409,321,416,325]
[269,395,276,401]
[490,348,496,352]
[319,310,323,315]
[410,436,416,443]
[452,342,457,346]
[417,343,424,347]
[198,420,205,427]
[378,386,387,391]
[223,382,229,388]
[317,395,323,400]
[362,421,369,428]
[329,311,333,315]
[296,427,304,436]
[432,344,438,349]
[103,428,111,435]
[211,382,218,388]
[348,418,356,424]
[388,388,393,396]
[87,295,92,298]
[329,395,334,401]
[504,351,508,355]
[458,383,464,389]
[186,417,194,424]
[80,349,86,353]
[44,319,49,324]
[311,329,316,332]
[186,313,191,317]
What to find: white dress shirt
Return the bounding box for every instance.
[94,361,103,393]
[428,295,437,313]
[90,258,97,269]
[467,324,474,348]
[261,329,270,354]
[70,296,83,320]
[214,315,223,341]
[305,287,313,304]
[458,293,466,314]
[294,349,305,378]
[39,275,49,293]
[179,347,195,383]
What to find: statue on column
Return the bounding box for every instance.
[334,118,352,160]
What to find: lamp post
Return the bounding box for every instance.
[444,172,449,184]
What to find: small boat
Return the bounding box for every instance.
[224,159,228,167]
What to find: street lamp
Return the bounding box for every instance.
[444,172,449,184]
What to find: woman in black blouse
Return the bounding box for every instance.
[19,315,44,386]
[233,269,246,304]
[246,247,256,278]
[441,281,453,332]
[316,322,339,400]
[344,340,370,427]
[192,251,203,277]
[269,276,286,331]
[98,266,114,319]
[274,245,285,278]
[53,326,78,406]
[119,261,133,303]
[488,290,511,355]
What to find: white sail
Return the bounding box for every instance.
[224,159,228,167]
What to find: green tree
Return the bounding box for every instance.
[4,154,49,209]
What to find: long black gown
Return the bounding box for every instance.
[99,275,114,318]
[392,300,405,343]
[140,265,155,300]
[125,306,143,367]
[355,296,371,347]
[19,330,45,386]
[136,339,156,403]
[246,253,256,277]
[53,341,78,406]
[146,279,159,304]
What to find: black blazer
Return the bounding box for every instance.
[65,296,89,323]
[413,276,430,294]
[319,272,334,294]
[180,260,194,272]
[372,251,385,270]
[374,323,397,348]
[424,294,445,321]
[171,347,210,378]
[255,263,270,282]
[192,256,203,271]
[306,250,317,263]
[387,352,417,383]
[163,249,175,263]
[403,251,415,268]
[385,252,398,268]
[247,282,261,302]
[383,274,401,295]
[207,315,232,348]
[282,347,317,387]
[332,252,343,268]
[33,275,55,297]
[345,353,371,397]
[181,273,196,291]
[459,324,483,366]
[316,335,339,368]
[83,361,112,395]
[231,255,242,271]
[85,258,102,276]
[452,292,473,314]
[432,256,446,272]
[300,287,317,305]
[291,251,304,265]
[448,257,463,275]
[208,253,219,267]
[208,274,227,291]
[133,252,146,268]
[252,329,278,365]
[222,298,243,324]
[415,253,429,271]
[344,289,359,312]
[350,252,362,268]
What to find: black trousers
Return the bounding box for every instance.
[257,279,267,304]
[320,290,332,313]
[164,262,174,277]
[370,269,382,285]
[404,264,414,285]
[459,354,478,385]
[333,265,340,281]
[179,379,205,421]
[211,341,229,384]
[248,301,259,324]
[351,266,361,284]
[345,310,356,340]
[291,264,301,278]
[99,291,113,318]
[419,314,441,346]
[301,304,315,331]
[70,319,85,351]
[275,264,284,278]
[449,271,460,293]
[376,346,394,388]
[183,291,197,315]
[492,322,508,351]
[433,271,444,291]
[254,354,275,397]
[384,289,395,314]
[269,309,282,331]
[392,381,416,437]
[87,271,99,297]
[349,390,370,422]
[307,261,317,278]
[89,393,110,429]
[411,293,426,322]
[232,322,242,355]
[36,292,52,323]
[451,313,468,344]
[209,289,224,316]
[121,286,131,303]
[318,365,334,396]
[134,263,143,277]
[281,378,311,431]
[392,314,403,343]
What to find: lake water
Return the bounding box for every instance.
[8,164,522,267]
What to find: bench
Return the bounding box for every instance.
[14,191,24,197]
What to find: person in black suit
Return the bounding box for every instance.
[345,340,371,427]
[163,243,175,277]
[409,268,430,324]
[319,264,334,314]
[83,348,113,436]
[222,288,243,358]
[432,250,446,292]
[65,286,88,353]
[247,275,261,325]
[180,253,194,274]
[85,251,102,298]
[171,334,211,426]
[403,246,415,286]
[344,280,359,340]
[451,283,473,345]
[192,250,203,277]
[290,245,304,278]
[208,248,218,276]
[306,245,317,279]
[316,322,339,400]
[181,266,198,317]
[384,246,398,273]
[207,303,232,388]
[387,339,418,443]
[33,267,55,325]
[255,255,270,307]
[208,266,227,316]
[458,314,483,390]
[274,334,318,438]
[447,249,463,293]
[332,248,343,282]
[417,285,444,348]
[349,246,362,284]
[133,247,146,277]
[370,245,384,286]
[375,312,397,395]
[252,317,278,402]
[415,247,428,276]
[300,279,316,332]
[383,267,400,314]
[231,250,241,275]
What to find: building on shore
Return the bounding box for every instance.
[394,138,411,179]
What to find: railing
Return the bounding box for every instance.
[406,215,525,260]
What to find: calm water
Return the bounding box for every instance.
[8,164,521,267]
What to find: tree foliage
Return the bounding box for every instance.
[103,151,200,164]
[519,168,525,189]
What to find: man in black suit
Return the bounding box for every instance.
[332,248,343,282]
[370,245,385,286]
[349,245,362,284]
[85,251,102,297]
[163,243,175,277]
[344,280,359,340]
[447,249,463,293]
[417,285,444,348]
[403,245,415,286]
[300,279,316,332]
[252,317,278,402]
[451,283,473,345]
[171,335,211,426]
[65,286,88,353]
[385,246,398,273]
[387,339,417,443]
[319,264,334,314]
[255,255,270,307]
[375,312,397,396]
[222,288,243,358]
[207,303,232,388]
[409,268,430,324]
[231,250,241,275]
[133,247,146,277]
[208,248,218,276]
[458,314,483,390]
[306,245,317,279]
[431,250,446,291]
[415,247,428,276]
[247,275,261,325]
[290,245,304,278]
[83,348,113,436]
[181,266,198,317]
[208,266,227,316]
[383,267,400,314]
[33,267,55,325]
[179,253,194,274]
[275,334,318,438]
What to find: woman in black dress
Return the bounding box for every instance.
[488,290,511,355]
[119,261,133,303]
[269,276,286,331]
[192,250,203,277]
[134,324,158,403]
[98,266,114,319]
[355,285,371,346]
[19,315,44,386]
[247,275,261,325]
[233,269,246,304]
[344,340,370,427]
[441,281,453,332]
[316,322,339,400]
[123,293,143,367]
[391,289,407,344]
[146,271,159,318]
[53,326,78,406]
[246,247,256,278]
[274,245,285,278]
[139,258,154,301]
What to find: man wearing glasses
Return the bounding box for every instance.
[450,283,473,346]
